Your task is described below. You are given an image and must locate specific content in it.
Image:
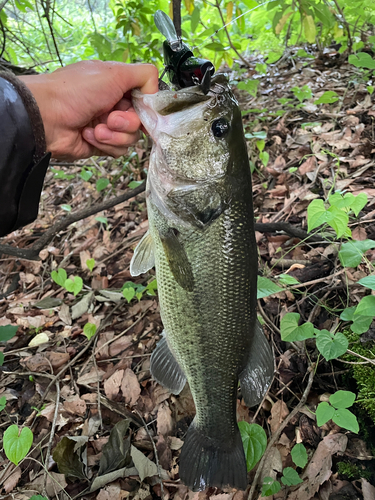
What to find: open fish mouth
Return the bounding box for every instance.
[131,74,236,141]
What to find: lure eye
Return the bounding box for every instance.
[211,118,230,138]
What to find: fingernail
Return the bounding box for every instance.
[97,128,113,141]
[112,116,128,130]
[83,127,94,141]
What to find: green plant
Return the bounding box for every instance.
[316,391,359,433]
[83,323,97,340]
[291,85,312,103]
[122,279,157,302]
[51,269,83,296]
[3,425,33,465]
[0,395,6,411]
[238,421,267,471]
[256,139,269,168]
[337,461,371,480]
[86,258,96,272]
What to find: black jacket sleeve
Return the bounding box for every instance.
[0,72,50,237]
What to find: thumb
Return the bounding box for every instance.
[118,63,159,95]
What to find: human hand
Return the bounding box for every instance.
[19,60,158,160]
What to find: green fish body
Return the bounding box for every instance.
[131,75,274,491]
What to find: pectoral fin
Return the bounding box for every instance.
[130,230,155,276]
[239,321,274,407]
[159,227,194,291]
[150,331,187,394]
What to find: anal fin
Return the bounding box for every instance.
[130,230,155,276]
[239,321,274,407]
[150,331,186,394]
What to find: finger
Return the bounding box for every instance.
[82,127,133,158]
[107,110,141,134]
[117,63,159,94]
[114,98,132,112]
[83,125,140,148]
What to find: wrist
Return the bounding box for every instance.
[19,73,61,157]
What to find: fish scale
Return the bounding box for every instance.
[130,76,274,491]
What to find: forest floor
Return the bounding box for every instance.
[1,47,375,500]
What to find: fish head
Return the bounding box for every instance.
[132,74,244,184]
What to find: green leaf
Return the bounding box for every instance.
[95,216,108,226]
[80,169,93,181]
[316,401,335,427]
[291,85,312,103]
[204,42,225,51]
[340,306,356,321]
[128,180,143,189]
[291,443,308,468]
[280,313,315,342]
[3,425,33,465]
[0,395,6,411]
[256,139,265,153]
[237,80,259,97]
[64,276,83,296]
[260,151,269,167]
[278,274,300,286]
[351,315,373,334]
[191,6,200,32]
[238,422,267,472]
[245,131,267,140]
[0,325,18,343]
[83,323,97,340]
[257,276,283,299]
[29,496,48,500]
[146,279,158,295]
[96,178,110,192]
[51,268,67,287]
[350,193,367,217]
[303,14,316,43]
[357,275,375,290]
[348,53,375,69]
[314,91,339,104]
[52,437,87,480]
[0,352,4,366]
[339,240,375,268]
[61,204,72,212]
[368,86,374,95]
[329,390,356,409]
[281,467,303,486]
[326,206,349,238]
[86,259,95,272]
[315,329,348,361]
[261,477,281,496]
[123,286,135,303]
[355,295,375,317]
[332,408,359,433]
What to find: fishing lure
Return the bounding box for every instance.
[154,10,215,94]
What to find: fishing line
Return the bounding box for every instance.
[192,0,277,51]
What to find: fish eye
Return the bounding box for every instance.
[211,118,230,138]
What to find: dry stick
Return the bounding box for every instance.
[134,409,165,500]
[0,182,146,260]
[248,365,315,500]
[346,349,375,366]
[43,380,60,496]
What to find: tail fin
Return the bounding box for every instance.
[179,420,247,491]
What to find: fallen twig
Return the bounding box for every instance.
[43,381,60,496]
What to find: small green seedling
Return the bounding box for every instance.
[3,425,33,465]
[316,391,359,433]
[239,421,267,471]
[86,258,95,272]
[83,322,97,340]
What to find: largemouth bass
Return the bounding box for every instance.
[130,75,274,491]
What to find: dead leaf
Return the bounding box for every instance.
[71,291,94,320]
[104,369,124,400]
[28,332,49,347]
[121,368,141,406]
[77,366,105,385]
[131,445,158,481]
[46,351,70,369]
[97,483,122,500]
[352,226,367,241]
[41,403,70,429]
[3,467,21,493]
[59,303,72,325]
[157,403,174,436]
[98,419,131,476]
[63,394,87,416]
[361,478,375,500]
[27,471,67,497]
[52,437,87,480]
[21,353,50,372]
[269,400,289,434]
[299,156,316,175]
[287,433,348,500]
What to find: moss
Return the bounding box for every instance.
[337,461,371,481]
[342,332,375,422]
